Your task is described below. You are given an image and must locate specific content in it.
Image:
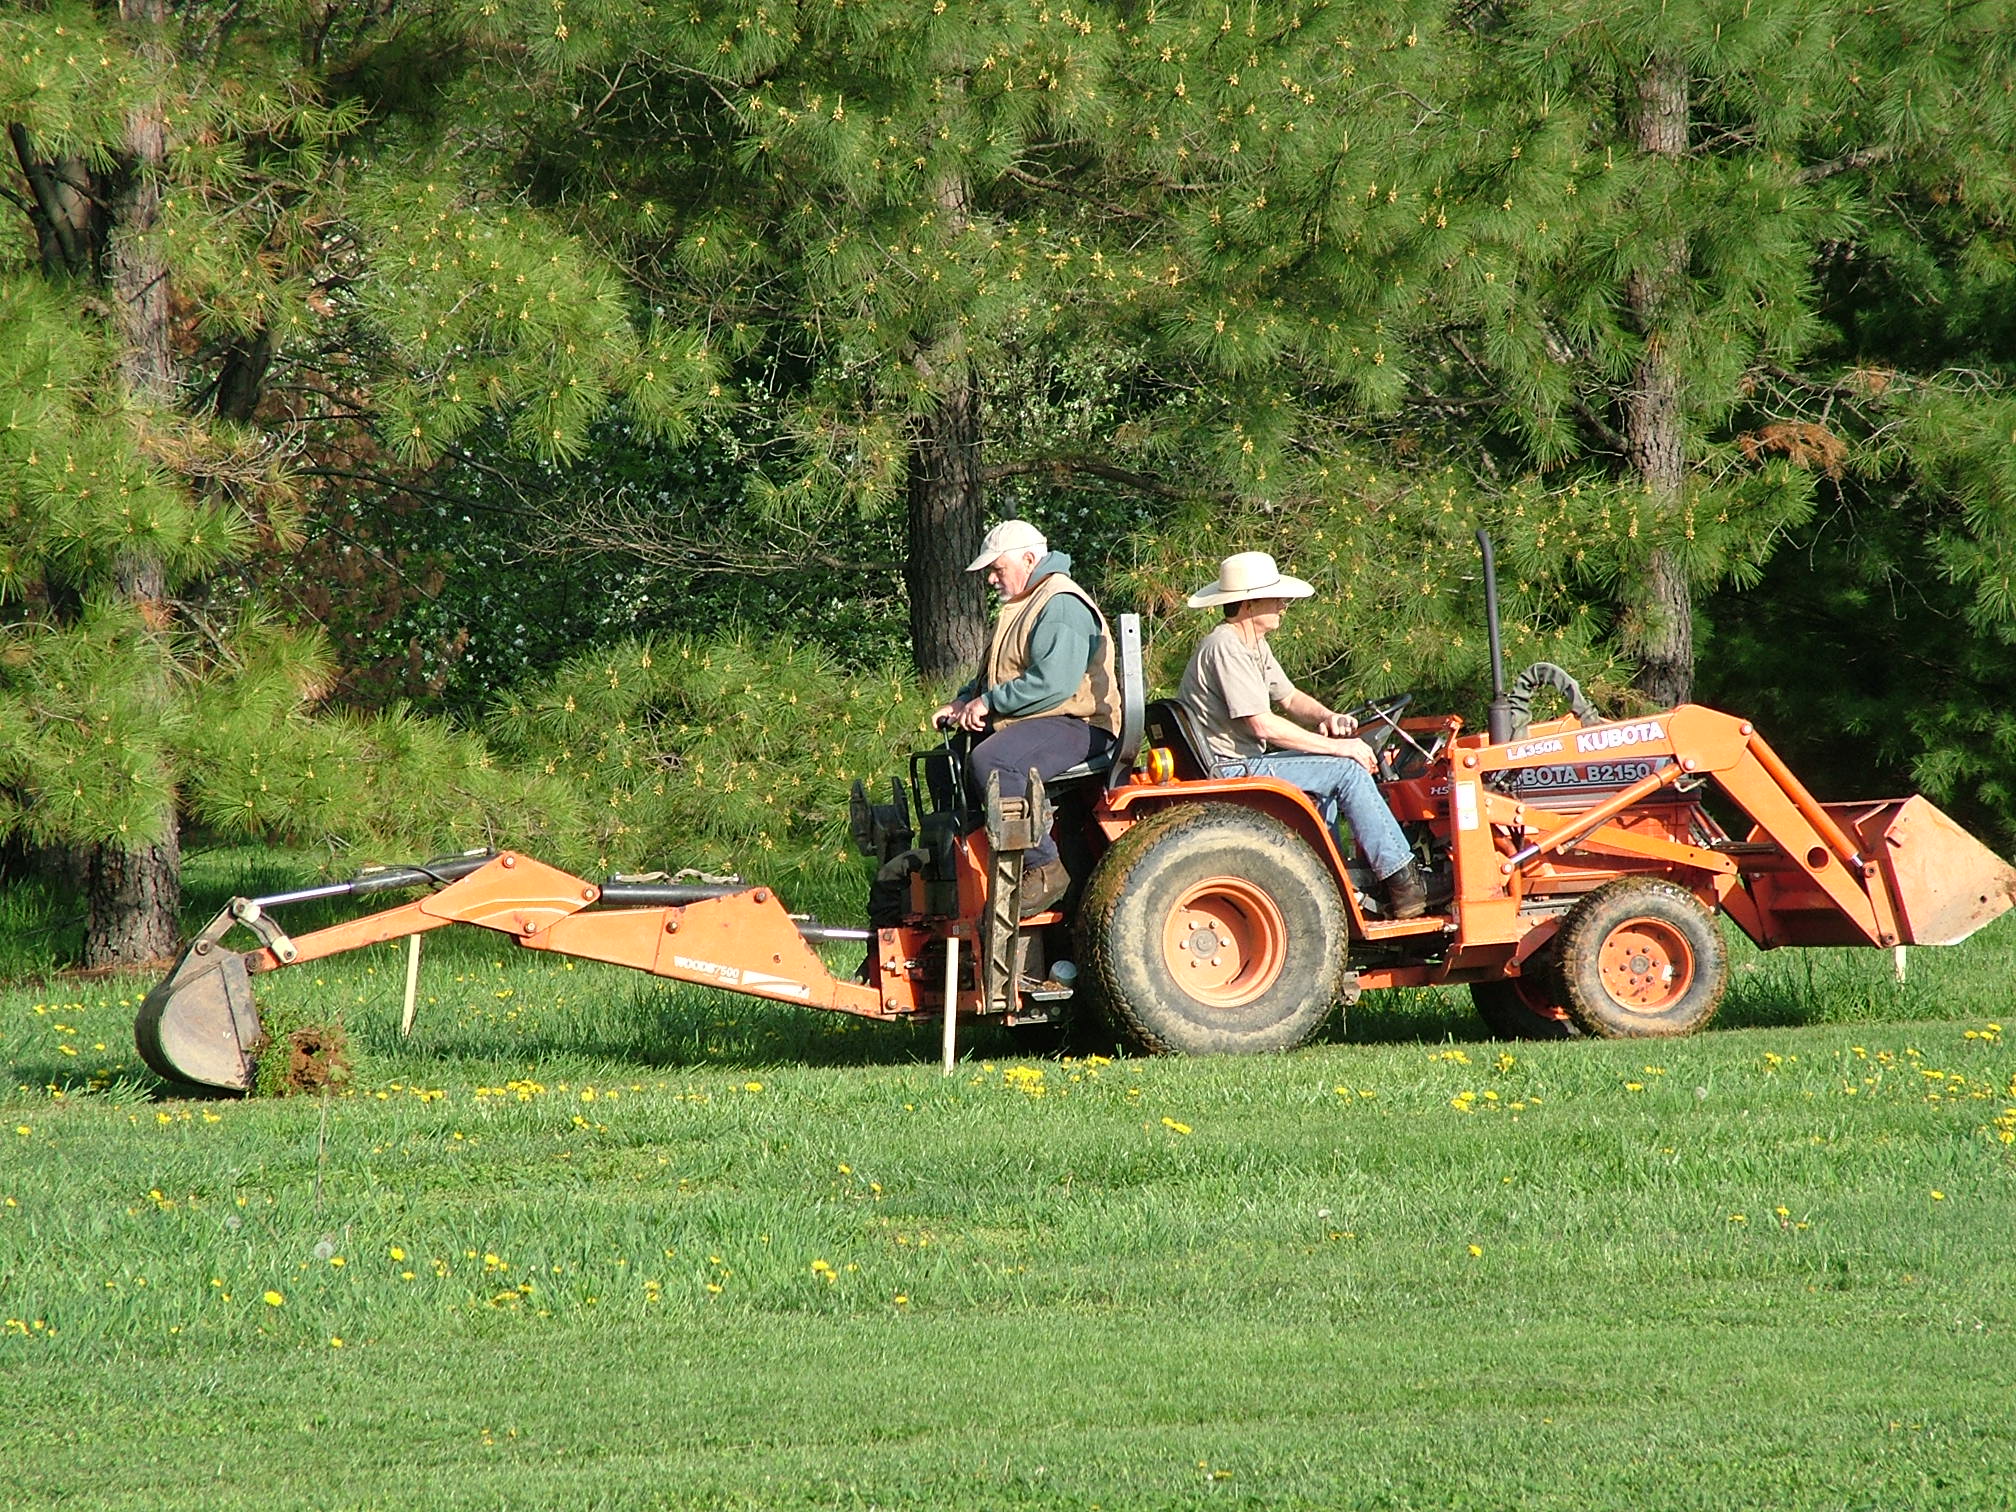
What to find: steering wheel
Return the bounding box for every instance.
[1344,693,1414,754]
[1344,692,1431,781]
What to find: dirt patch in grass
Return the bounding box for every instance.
[280,1022,351,1094]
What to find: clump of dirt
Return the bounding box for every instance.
[280,1022,352,1095]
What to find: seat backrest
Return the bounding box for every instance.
[1104,613,1146,789]
[1142,697,1218,781]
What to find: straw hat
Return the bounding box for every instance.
[1186,551,1315,608]
[965,519,1048,572]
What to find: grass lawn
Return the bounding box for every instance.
[3,851,2013,1510]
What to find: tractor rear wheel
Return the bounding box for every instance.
[1078,803,1348,1055]
[1469,972,1579,1041]
[1553,878,1727,1038]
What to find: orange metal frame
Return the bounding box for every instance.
[230,702,1960,1028]
[245,853,894,1019]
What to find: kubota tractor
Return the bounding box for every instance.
[136,535,2016,1091]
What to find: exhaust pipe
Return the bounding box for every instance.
[1477,529,1513,746]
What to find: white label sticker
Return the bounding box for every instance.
[1454,781,1480,832]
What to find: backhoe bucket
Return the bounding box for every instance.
[1840,795,2016,946]
[133,945,263,1093]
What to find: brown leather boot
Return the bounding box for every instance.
[1382,862,1428,920]
[1021,859,1071,918]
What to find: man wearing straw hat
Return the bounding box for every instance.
[1178,551,1428,919]
[932,520,1120,916]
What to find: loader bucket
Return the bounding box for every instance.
[1840,796,2016,947]
[133,945,264,1093]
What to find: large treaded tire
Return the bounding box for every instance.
[1469,971,1580,1041]
[1078,803,1348,1056]
[1553,877,1728,1039]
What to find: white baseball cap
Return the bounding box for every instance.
[1186,551,1316,608]
[965,519,1048,573]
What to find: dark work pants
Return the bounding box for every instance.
[967,716,1116,868]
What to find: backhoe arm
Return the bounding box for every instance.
[137,852,883,1093]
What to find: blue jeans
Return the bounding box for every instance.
[1229,753,1413,879]
[968,717,1115,868]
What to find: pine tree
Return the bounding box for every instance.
[0,1,717,962]
[1417,0,2016,706]
[448,1,1452,678]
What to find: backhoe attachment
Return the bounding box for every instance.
[134,850,881,1093]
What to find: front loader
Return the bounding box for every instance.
[136,541,2016,1092]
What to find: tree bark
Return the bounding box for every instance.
[83,828,182,967]
[1621,51,1694,710]
[904,358,989,680]
[903,164,989,681]
[7,126,99,277]
[82,0,182,967]
[213,325,277,422]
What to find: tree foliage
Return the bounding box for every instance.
[0,0,720,959]
[6,0,2016,966]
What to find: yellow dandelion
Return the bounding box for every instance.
[262,1290,285,1307]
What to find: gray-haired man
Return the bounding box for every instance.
[932,520,1119,914]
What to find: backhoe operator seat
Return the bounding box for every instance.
[1046,613,1145,790]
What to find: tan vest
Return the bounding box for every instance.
[982,571,1120,734]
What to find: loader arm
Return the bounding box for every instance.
[1467,705,2016,950]
[136,853,886,1093]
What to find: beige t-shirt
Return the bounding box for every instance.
[1178,621,1296,763]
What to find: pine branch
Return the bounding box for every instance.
[983,455,1239,504]
[7,123,88,276]
[1000,164,1152,221]
[528,488,901,576]
[295,465,542,522]
[1795,146,1895,185]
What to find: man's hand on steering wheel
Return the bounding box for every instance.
[1343,692,1414,749]
[1341,693,1417,780]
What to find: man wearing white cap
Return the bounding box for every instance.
[931,519,1120,915]
[1177,551,1428,919]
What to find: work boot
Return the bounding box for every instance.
[1382,862,1428,920]
[1021,859,1071,918]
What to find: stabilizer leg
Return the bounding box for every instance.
[979,768,1051,1014]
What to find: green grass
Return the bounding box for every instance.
[3,853,2014,1510]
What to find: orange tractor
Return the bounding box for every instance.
[137,536,2016,1091]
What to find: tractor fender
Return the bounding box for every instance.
[1098,777,1355,896]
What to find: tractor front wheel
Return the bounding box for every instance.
[1469,970,1580,1041]
[1553,878,1727,1038]
[1078,803,1348,1056]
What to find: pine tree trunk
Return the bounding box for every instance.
[903,164,988,682]
[1621,52,1694,710]
[904,359,989,680]
[82,0,182,967]
[83,828,182,967]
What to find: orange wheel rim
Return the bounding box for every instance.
[1597,918,1693,1012]
[1160,877,1288,1008]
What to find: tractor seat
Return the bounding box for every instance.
[1046,614,1146,790]
[1141,698,1218,781]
